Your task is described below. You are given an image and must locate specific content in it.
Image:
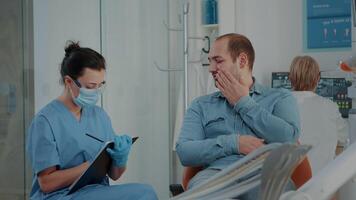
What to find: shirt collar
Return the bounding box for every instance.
[250,77,263,95]
[214,77,263,98]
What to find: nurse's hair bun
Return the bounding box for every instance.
[64,41,80,57]
[60,40,105,84]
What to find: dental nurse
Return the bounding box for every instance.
[26,41,158,200]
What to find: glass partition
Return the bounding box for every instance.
[0,0,33,199]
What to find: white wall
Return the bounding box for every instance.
[33,0,101,111]
[219,0,236,35]
[101,1,170,199]
[234,0,356,86]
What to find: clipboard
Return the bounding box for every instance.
[67,141,114,195]
[67,137,139,195]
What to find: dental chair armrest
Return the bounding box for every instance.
[169,184,184,196]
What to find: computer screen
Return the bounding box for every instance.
[271,72,352,118]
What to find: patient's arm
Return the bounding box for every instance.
[234,92,300,143]
[176,100,239,166]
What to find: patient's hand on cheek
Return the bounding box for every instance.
[215,68,249,106]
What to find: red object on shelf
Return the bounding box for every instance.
[340,62,354,72]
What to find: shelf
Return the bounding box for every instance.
[202,24,219,28]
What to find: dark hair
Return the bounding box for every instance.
[216,33,255,70]
[60,41,106,83]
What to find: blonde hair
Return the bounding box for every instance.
[289,56,320,91]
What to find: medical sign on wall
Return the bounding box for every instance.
[307,0,352,49]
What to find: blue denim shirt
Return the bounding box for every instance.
[176,81,300,170]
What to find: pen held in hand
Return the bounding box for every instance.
[85,133,104,143]
[86,133,139,144]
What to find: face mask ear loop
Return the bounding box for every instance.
[65,76,80,104]
[68,85,77,99]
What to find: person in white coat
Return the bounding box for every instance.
[289,55,349,175]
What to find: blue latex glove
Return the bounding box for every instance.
[106,134,132,167]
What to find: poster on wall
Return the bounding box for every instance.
[307,0,352,49]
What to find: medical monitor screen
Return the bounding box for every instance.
[271,72,352,118]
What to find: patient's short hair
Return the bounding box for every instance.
[216,33,255,70]
[289,56,320,91]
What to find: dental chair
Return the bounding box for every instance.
[170,150,312,197]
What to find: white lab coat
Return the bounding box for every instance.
[292,91,349,175]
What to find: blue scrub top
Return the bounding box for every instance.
[26,100,116,200]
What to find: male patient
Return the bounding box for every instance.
[176,33,301,199]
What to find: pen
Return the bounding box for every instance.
[85,133,104,143]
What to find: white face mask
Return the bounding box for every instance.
[73,87,100,107]
[69,78,103,107]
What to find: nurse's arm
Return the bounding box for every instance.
[108,166,126,180]
[37,162,89,193]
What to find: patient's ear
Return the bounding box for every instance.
[238,53,248,69]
